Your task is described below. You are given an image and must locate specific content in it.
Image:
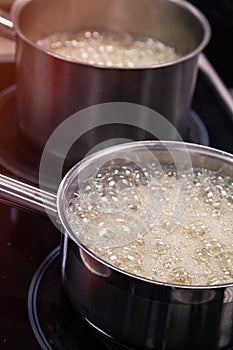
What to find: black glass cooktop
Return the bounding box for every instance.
[0,40,233,350]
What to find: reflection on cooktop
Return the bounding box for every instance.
[0,85,209,187]
[0,85,41,183]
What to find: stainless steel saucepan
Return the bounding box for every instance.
[0,0,211,150]
[0,140,233,350]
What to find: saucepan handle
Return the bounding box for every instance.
[0,174,58,217]
[198,54,233,121]
[0,9,15,40]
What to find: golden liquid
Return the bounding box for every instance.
[37,30,179,67]
[67,165,233,286]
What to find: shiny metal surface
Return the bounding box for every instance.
[1,141,233,349]
[1,0,210,149]
[58,141,233,350]
[61,235,233,350]
[0,173,57,215]
[0,9,14,40]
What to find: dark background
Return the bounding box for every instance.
[189,0,233,88]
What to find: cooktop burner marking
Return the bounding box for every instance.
[28,247,59,350]
[27,246,108,350]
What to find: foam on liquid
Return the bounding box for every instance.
[37,30,179,67]
[66,163,233,286]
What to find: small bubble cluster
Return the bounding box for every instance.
[67,160,155,248]
[66,164,233,286]
[37,30,179,67]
